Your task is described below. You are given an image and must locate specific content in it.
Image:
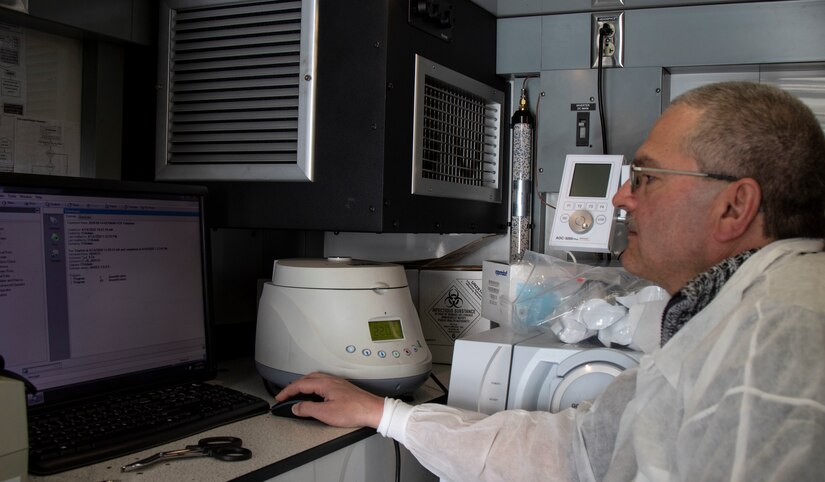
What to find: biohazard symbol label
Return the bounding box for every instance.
[427,278,482,340]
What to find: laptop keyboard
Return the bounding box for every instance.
[27,382,269,475]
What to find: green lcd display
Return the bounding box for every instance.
[569,163,612,197]
[368,319,404,341]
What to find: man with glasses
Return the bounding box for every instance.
[276,82,825,481]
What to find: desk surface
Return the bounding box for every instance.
[29,359,448,482]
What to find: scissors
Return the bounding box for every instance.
[120,436,251,472]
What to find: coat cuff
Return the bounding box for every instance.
[376,397,414,445]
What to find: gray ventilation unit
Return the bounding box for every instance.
[154,0,507,233]
[156,0,318,181]
[412,55,504,203]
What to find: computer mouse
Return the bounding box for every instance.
[269,393,325,419]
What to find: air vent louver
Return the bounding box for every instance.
[412,55,504,203]
[156,0,317,181]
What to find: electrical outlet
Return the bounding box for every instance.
[591,11,624,68]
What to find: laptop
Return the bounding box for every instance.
[0,173,268,474]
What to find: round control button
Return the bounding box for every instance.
[568,210,594,234]
[595,214,607,225]
[378,350,387,358]
[346,345,356,353]
[362,348,371,357]
[404,348,412,356]
[412,345,418,352]
[392,350,400,358]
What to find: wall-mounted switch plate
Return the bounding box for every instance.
[591,11,624,68]
[576,112,590,146]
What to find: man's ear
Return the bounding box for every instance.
[712,178,763,243]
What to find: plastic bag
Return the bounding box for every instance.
[509,250,667,348]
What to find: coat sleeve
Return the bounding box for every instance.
[377,369,639,482]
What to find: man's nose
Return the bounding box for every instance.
[613,178,633,210]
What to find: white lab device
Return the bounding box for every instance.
[549,154,626,253]
[255,257,432,397]
[507,331,640,412]
[448,327,543,414]
[448,329,640,415]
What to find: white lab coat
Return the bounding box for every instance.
[378,238,825,482]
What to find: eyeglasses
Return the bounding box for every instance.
[629,163,739,193]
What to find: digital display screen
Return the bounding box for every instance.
[569,163,612,198]
[368,319,404,341]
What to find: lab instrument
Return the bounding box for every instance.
[448,328,640,414]
[255,258,432,397]
[510,85,535,262]
[549,154,625,253]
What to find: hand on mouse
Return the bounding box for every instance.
[275,372,384,428]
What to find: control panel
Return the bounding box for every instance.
[549,154,625,253]
[342,316,427,364]
[345,339,426,361]
[409,0,454,42]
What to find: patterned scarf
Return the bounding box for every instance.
[660,249,759,346]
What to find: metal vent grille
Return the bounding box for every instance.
[412,55,504,203]
[156,0,317,181]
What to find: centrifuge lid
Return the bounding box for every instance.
[271,257,409,289]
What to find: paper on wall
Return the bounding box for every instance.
[0,114,80,175]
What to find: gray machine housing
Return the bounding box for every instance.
[508,331,641,412]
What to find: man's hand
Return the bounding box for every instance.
[275,372,385,428]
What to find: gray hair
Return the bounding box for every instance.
[672,81,825,239]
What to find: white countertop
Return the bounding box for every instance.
[28,359,449,482]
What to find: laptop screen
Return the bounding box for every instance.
[0,174,213,409]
